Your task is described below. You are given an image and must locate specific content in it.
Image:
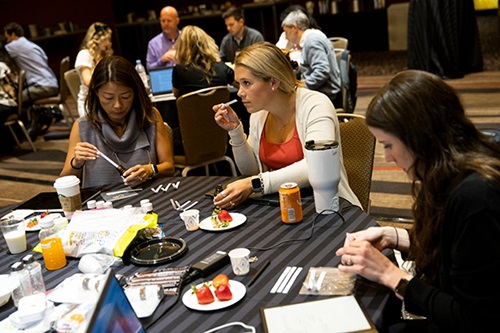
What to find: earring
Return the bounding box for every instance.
[271,87,275,91]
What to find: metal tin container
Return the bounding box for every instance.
[279,182,303,223]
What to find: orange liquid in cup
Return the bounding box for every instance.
[40,237,67,270]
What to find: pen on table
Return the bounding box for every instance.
[248,259,270,287]
[223,99,237,107]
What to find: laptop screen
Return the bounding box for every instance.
[86,269,146,333]
[149,67,174,95]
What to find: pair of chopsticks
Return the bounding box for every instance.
[270,266,303,294]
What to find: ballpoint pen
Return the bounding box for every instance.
[248,259,270,287]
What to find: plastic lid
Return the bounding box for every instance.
[39,215,55,228]
[53,175,80,189]
[305,140,339,151]
[140,199,150,206]
[10,261,24,271]
[136,59,141,64]
[142,202,153,213]
[22,254,35,264]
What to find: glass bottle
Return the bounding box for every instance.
[22,254,46,294]
[10,261,32,307]
[39,216,67,270]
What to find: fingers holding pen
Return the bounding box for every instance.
[74,143,98,163]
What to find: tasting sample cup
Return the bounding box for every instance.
[0,218,27,254]
[53,176,82,218]
[180,209,200,231]
[228,248,251,276]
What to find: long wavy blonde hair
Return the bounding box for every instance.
[175,25,219,83]
[80,22,113,64]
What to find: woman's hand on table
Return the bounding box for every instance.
[213,103,240,131]
[72,142,98,168]
[123,164,153,187]
[213,177,253,209]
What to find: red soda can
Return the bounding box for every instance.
[279,182,303,223]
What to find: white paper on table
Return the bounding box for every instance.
[59,207,149,257]
[261,295,373,333]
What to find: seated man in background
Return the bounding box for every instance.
[3,22,58,104]
[219,6,264,63]
[281,11,341,108]
[146,6,180,69]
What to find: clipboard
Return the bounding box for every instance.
[261,295,378,333]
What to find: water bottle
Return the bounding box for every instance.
[135,59,151,93]
[22,254,46,294]
[10,261,32,307]
[39,215,67,270]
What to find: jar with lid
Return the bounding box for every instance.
[22,254,46,294]
[10,261,32,307]
[39,215,67,270]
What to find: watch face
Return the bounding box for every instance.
[251,177,261,191]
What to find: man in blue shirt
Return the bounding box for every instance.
[281,11,341,107]
[220,7,264,63]
[146,6,180,70]
[3,22,58,104]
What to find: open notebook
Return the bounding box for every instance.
[85,269,146,333]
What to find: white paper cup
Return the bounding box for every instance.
[0,218,27,254]
[53,176,82,218]
[228,248,250,276]
[180,209,199,231]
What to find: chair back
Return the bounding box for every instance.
[176,86,230,165]
[337,113,375,212]
[64,69,80,103]
[59,56,71,102]
[329,37,349,50]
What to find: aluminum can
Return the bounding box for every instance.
[279,182,303,223]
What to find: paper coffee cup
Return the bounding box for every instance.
[228,248,250,276]
[53,176,82,218]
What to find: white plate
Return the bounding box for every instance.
[1,209,35,221]
[199,213,247,231]
[182,280,246,311]
[24,213,61,232]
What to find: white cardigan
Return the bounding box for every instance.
[228,87,361,208]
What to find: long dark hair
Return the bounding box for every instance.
[366,70,500,284]
[86,55,154,131]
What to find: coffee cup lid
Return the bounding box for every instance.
[54,175,80,188]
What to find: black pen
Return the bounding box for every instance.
[248,259,270,287]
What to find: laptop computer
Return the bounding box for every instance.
[85,269,146,333]
[205,180,313,207]
[149,66,174,102]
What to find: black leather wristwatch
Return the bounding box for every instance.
[394,276,412,298]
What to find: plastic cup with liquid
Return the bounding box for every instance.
[0,218,27,254]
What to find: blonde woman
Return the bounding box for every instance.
[171,25,234,154]
[75,22,113,117]
[172,25,234,98]
[212,42,360,209]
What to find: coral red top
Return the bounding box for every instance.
[259,125,304,170]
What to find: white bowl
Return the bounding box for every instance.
[0,274,20,307]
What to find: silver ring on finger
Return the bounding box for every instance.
[221,191,227,198]
[346,256,353,266]
[230,200,235,206]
